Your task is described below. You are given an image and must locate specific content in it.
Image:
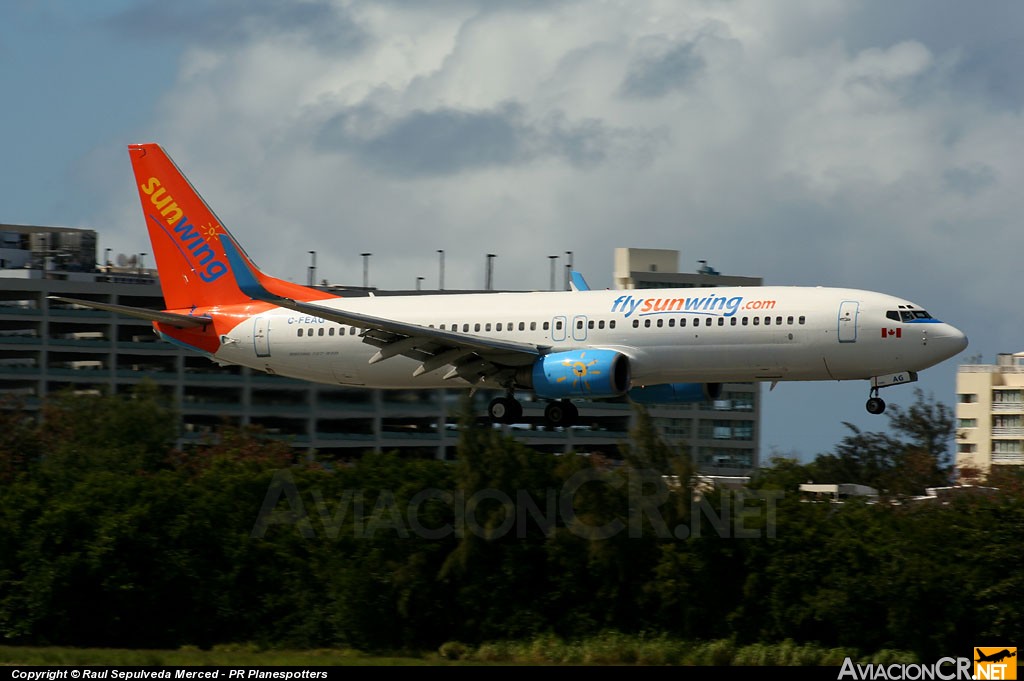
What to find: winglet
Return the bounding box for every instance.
[569,271,591,291]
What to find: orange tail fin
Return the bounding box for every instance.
[128,143,325,310]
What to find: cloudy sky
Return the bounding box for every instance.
[2,0,1021,462]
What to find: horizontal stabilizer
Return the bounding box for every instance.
[48,296,212,329]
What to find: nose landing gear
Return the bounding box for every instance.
[865,371,918,415]
[866,388,886,415]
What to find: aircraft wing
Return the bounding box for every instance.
[219,237,547,383]
[271,295,545,381]
[47,296,213,329]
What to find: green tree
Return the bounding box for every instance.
[36,381,178,485]
[0,396,41,483]
[808,389,954,497]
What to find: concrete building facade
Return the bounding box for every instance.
[956,352,1024,477]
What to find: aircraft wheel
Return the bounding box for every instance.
[488,396,522,423]
[866,397,886,415]
[545,400,578,428]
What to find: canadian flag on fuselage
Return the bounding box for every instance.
[882,328,902,338]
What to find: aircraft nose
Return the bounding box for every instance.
[955,328,969,353]
[941,324,969,357]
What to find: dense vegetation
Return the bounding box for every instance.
[0,384,1019,661]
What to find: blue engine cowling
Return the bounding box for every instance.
[521,349,631,399]
[628,382,723,405]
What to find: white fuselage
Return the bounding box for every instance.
[204,286,967,390]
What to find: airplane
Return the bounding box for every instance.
[51,143,969,428]
[975,649,1016,664]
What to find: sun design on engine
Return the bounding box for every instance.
[557,353,602,392]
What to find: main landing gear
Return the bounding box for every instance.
[488,395,522,424]
[543,399,578,428]
[487,395,578,428]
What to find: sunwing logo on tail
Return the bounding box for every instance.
[140,177,228,283]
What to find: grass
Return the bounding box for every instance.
[0,645,439,667]
[0,637,918,667]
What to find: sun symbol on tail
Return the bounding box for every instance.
[202,222,221,241]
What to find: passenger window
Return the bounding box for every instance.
[519,322,526,331]
[633,320,639,328]
[576,320,584,329]
[496,323,502,331]
[530,322,536,331]
[717,318,724,326]
[668,319,675,328]
[329,327,335,336]
[730,317,737,326]
[644,319,652,327]
[485,323,492,331]
[753,317,759,326]
[742,317,748,326]
[588,320,594,329]
[542,322,548,330]
[598,320,605,329]
[764,317,771,326]
[798,316,806,325]
[298,328,304,337]
[318,328,325,336]
[705,318,711,327]
[787,316,793,325]
[609,321,616,329]
[776,317,782,325]
[474,323,481,332]
[463,324,469,332]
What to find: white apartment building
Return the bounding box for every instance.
[956,352,1024,477]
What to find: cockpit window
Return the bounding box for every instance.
[887,310,934,322]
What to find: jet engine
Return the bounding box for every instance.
[517,349,631,399]
[627,382,723,404]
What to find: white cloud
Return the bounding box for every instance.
[75,0,1024,458]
